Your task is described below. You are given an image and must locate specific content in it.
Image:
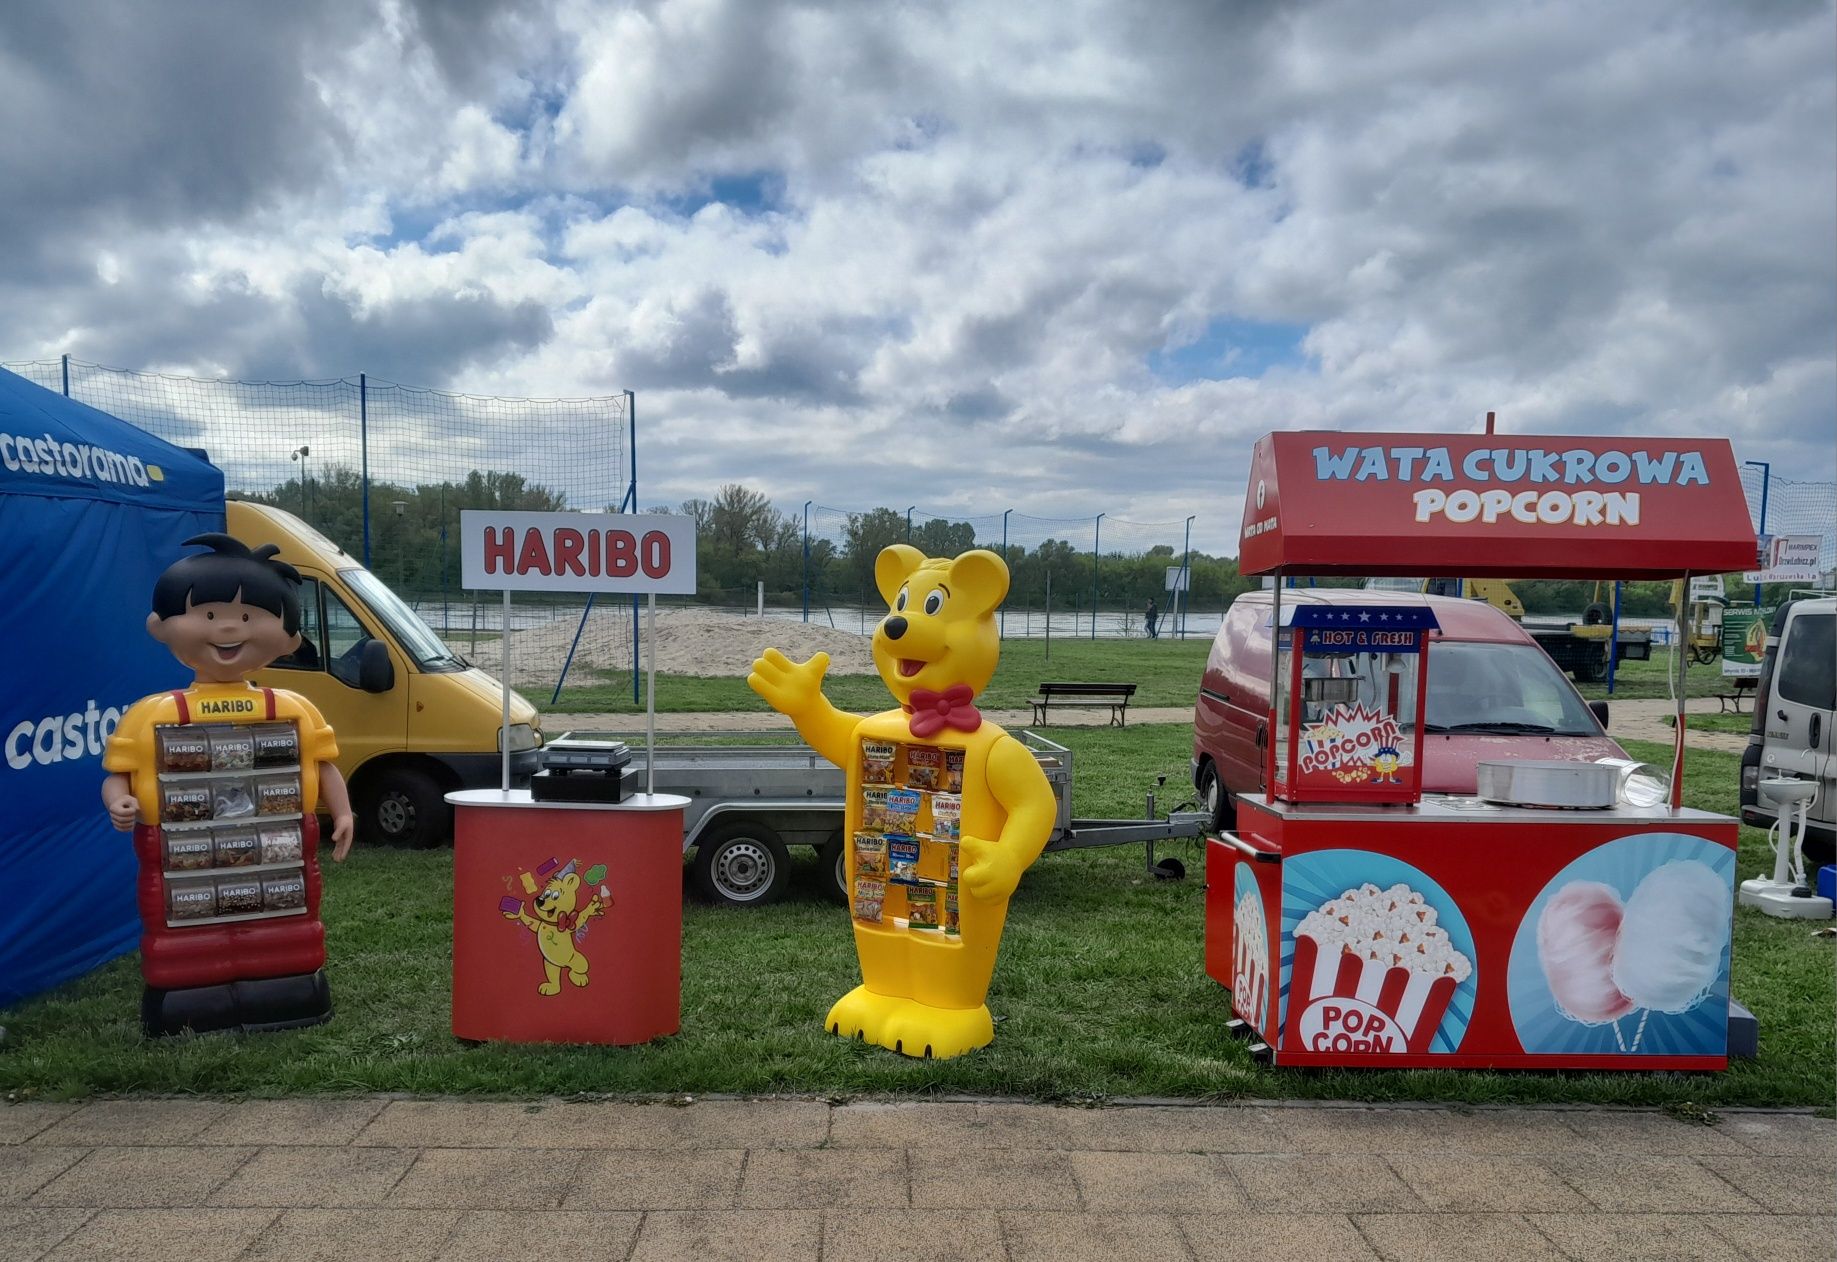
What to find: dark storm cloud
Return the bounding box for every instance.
[266,278,555,383]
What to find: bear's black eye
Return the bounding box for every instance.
[895,586,908,611]
[242,613,250,622]
[924,591,944,615]
[206,612,214,620]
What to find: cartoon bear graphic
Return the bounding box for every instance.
[749,545,1056,1058]
[504,869,604,996]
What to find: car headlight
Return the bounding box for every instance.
[500,723,540,752]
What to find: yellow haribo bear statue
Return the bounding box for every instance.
[749,545,1056,1058]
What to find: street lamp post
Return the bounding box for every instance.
[1091,513,1104,640]
[905,506,915,543]
[392,500,408,591]
[290,445,310,519]
[1744,460,1771,607]
[802,500,812,622]
[1182,514,1195,639]
[1001,509,1012,640]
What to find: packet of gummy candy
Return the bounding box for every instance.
[905,746,944,790]
[853,878,885,924]
[944,888,960,934]
[886,787,922,824]
[929,792,962,842]
[887,836,921,883]
[861,740,897,785]
[905,885,941,930]
[944,749,965,792]
[861,787,890,832]
[854,832,887,878]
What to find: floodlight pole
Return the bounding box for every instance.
[1091,514,1103,640]
[1182,514,1195,639]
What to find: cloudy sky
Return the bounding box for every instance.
[3,0,1832,554]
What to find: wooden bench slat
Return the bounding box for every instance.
[1030,681,1137,727]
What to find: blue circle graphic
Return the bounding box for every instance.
[1281,850,1476,1054]
[1507,834,1734,1056]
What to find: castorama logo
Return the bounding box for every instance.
[6,699,131,772]
[0,431,161,488]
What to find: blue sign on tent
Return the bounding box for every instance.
[0,367,225,1006]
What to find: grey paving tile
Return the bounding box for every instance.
[352,1101,554,1148]
[1716,1113,1837,1158]
[564,1148,746,1210]
[1698,1155,1837,1216]
[739,1146,907,1208]
[357,1099,827,1150]
[630,1209,820,1262]
[41,1207,277,1262]
[1063,1106,1322,1154]
[1384,1155,1590,1212]
[387,1148,585,1209]
[828,1102,990,1148]
[909,1147,1078,1210]
[1558,1109,1752,1155]
[1068,1150,1249,1212]
[1181,1212,1381,1261]
[1221,1154,1424,1213]
[207,1146,416,1208]
[1553,1154,1765,1213]
[0,1105,80,1146]
[1528,1212,1750,1261]
[1701,1214,1837,1262]
[32,1102,231,1147]
[30,1147,253,1209]
[239,1208,461,1262]
[1352,1213,1566,1262]
[0,1149,88,1207]
[0,1208,93,1261]
[1259,1106,1594,1156]
[436,1210,644,1261]
[1002,1210,1192,1262]
[822,1209,1006,1262]
[195,1099,386,1147]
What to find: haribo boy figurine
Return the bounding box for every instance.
[102,533,354,1034]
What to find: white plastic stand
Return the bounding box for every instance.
[1740,778,1833,919]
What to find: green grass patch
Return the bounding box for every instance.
[1573,653,1732,701]
[3,730,1828,1105]
[1661,712,1755,734]
[544,635,1212,715]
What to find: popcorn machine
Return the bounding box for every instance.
[1206,429,1758,1070]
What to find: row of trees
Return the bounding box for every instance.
[244,469,1780,618]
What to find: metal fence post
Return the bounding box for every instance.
[59,354,69,397]
[1744,460,1771,606]
[359,373,371,567]
[1000,509,1011,639]
[802,499,812,622]
[1182,514,1195,639]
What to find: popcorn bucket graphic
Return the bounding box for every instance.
[1232,890,1271,1033]
[1281,882,1471,1055]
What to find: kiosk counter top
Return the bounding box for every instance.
[446,789,691,813]
[1233,793,1731,827]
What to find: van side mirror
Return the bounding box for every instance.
[358,639,395,694]
[1588,699,1609,729]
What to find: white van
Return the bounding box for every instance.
[1740,596,1835,867]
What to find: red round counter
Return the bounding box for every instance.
[447,788,688,1045]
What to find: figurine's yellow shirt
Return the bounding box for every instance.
[105,682,339,825]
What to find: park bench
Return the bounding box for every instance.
[1030,682,1138,728]
[1715,676,1758,715]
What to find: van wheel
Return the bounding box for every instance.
[817,831,850,905]
[359,766,450,849]
[694,823,791,906]
[1198,762,1235,832]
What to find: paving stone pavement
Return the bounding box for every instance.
[2,1099,1831,1261]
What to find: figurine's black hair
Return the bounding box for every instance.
[151,533,303,634]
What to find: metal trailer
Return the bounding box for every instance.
[569,731,1207,905]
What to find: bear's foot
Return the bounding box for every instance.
[882,1001,994,1060]
[824,985,909,1047]
[538,981,561,996]
[567,968,589,988]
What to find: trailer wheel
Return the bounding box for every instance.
[1198,761,1235,832]
[1582,602,1611,626]
[693,822,791,906]
[1570,654,1605,684]
[817,831,850,905]
[1692,645,1719,666]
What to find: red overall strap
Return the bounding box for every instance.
[262,688,277,720]
[170,690,190,724]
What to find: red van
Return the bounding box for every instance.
[1193,589,1624,828]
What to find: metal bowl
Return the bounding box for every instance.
[1475,760,1621,809]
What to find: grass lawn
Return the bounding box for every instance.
[2,732,1829,1106]
[1573,652,1733,702]
[1664,712,1756,735]
[544,634,1213,715]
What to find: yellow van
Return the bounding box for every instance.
[227,499,544,846]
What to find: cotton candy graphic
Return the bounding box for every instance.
[1536,882,1634,1025]
[1612,860,1730,1014]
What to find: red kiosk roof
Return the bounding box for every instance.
[1238,431,1757,580]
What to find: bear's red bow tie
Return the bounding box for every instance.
[905,684,982,738]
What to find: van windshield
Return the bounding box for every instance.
[339,568,467,672]
[1305,640,1601,736]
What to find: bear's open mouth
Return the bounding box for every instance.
[898,659,924,677]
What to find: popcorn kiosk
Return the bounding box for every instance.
[1207,429,1758,1070]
